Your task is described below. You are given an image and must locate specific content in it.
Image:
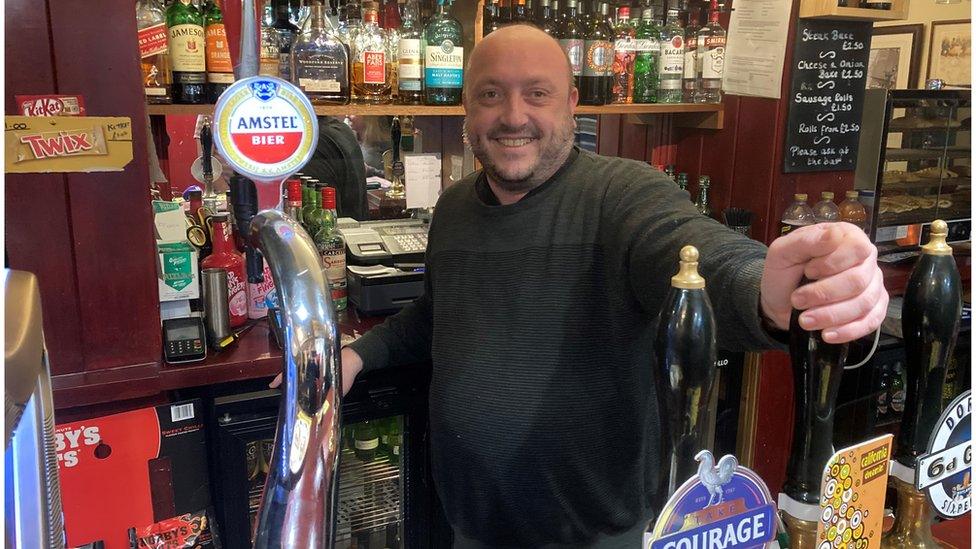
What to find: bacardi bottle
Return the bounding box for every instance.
[558,0,584,90]
[136,0,172,104]
[166,0,206,104]
[423,0,464,106]
[611,7,636,103]
[204,0,234,102]
[696,1,725,103]
[658,9,684,104]
[632,6,660,104]
[293,3,351,104]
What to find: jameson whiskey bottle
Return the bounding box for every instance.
[136,0,172,103]
[896,220,962,466]
[783,278,849,505]
[205,0,234,102]
[423,0,464,105]
[166,0,206,104]
[654,246,718,495]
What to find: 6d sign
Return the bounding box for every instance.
[916,390,971,518]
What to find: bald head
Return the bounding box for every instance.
[464,24,575,106]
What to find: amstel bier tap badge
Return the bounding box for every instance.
[917,390,971,519]
[644,450,777,549]
[212,76,317,181]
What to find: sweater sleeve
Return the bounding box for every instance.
[603,161,784,352]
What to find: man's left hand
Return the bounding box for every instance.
[760,222,888,344]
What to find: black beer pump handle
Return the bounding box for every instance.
[228,173,264,282]
[200,124,213,181]
[391,117,402,164]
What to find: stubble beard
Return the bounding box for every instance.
[465,114,577,195]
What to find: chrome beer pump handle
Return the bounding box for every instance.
[249,210,342,549]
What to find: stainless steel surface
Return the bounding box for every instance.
[237,0,259,79]
[250,209,342,549]
[201,268,232,344]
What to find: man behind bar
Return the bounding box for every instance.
[327,25,884,548]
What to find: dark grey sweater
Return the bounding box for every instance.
[348,149,779,547]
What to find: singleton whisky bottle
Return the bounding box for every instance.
[654,246,718,495]
[783,278,849,505]
[896,220,962,467]
[558,0,584,90]
[204,0,234,102]
[293,3,350,104]
[166,0,206,104]
[352,3,393,103]
[423,0,464,105]
[398,1,424,104]
[658,9,684,104]
[579,1,612,105]
[632,5,660,104]
[136,0,172,103]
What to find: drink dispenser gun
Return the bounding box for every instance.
[655,246,719,501]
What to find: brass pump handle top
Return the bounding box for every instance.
[921,219,953,256]
[671,245,706,290]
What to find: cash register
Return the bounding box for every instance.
[337,218,428,315]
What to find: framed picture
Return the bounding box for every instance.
[868,24,924,89]
[927,20,972,87]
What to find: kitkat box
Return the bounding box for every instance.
[56,400,220,548]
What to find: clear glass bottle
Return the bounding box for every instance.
[632,5,660,104]
[382,0,402,101]
[137,0,173,104]
[682,7,701,103]
[780,193,816,235]
[696,1,725,103]
[423,0,464,105]
[696,175,712,217]
[337,1,363,55]
[293,3,350,104]
[398,1,424,104]
[259,0,281,77]
[611,6,636,104]
[272,0,300,82]
[352,3,393,103]
[657,9,684,103]
[813,191,840,223]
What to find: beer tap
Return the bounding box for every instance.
[882,220,961,548]
[781,277,850,548]
[655,246,718,499]
[387,116,406,199]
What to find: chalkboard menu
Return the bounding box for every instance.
[784,20,872,173]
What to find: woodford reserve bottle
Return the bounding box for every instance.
[136,0,172,103]
[654,246,718,496]
[292,2,350,104]
[166,0,206,104]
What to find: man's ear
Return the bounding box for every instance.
[568,86,579,111]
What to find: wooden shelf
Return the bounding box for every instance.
[799,0,908,21]
[145,102,724,122]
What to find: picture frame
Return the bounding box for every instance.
[868,24,924,89]
[927,20,972,87]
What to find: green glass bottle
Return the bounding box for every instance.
[632,5,661,104]
[353,421,380,462]
[166,0,207,104]
[423,0,464,105]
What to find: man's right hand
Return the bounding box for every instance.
[268,346,364,397]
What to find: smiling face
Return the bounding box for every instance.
[463,25,578,196]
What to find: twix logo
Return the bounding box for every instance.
[18,127,104,160]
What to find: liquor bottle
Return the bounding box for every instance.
[579,2,613,105]
[875,362,891,422]
[535,0,560,36]
[499,0,513,23]
[423,0,464,106]
[682,7,701,103]
[317,186,348,311]
[398,1,424,104]
[780,193,815,235]
[204,0,234,102]
[697,1,725,103]
[658,9,684,103]
[352,3,393,103]
[676,172,688,191]
[306,183,326,235]
[483,0,500,36]
[272,0,300,82]
[383,0,402,100]
[895,220,962,467]
[889,362,906,416]
[611,6,636,104]
[782,278,849,505]
[136,0,173,104]
[558,0,584,90]
[260,0,281,76]
[201,213,249,328]
[301,183,317,231]
[353,421,380,462]
[386,418,403,465]
[812,191,839,222]
[838,190,867,231]
[632,5,660,104]
[513,0,531,23]
[654,245,718,495]
[166,0,206,104]
[293,2,351,104]
[381,0,400,30]
[664,165,676,182]
[695,175,711,217]
[336,0,363,49]
[284,178,304,224]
